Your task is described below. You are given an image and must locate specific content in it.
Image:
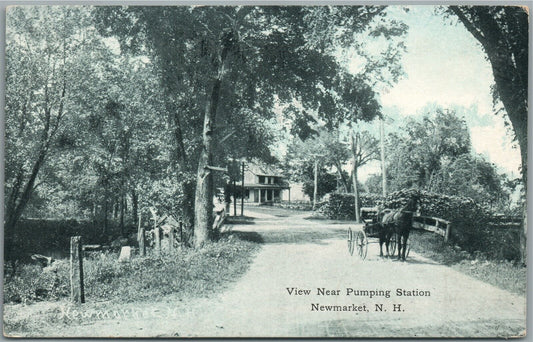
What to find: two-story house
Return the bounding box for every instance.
[235,163,290,204]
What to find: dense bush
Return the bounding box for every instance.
[3,260,70,303]
[385,189,497,254]
[379,189,492,251]
[273,201,313,211]
[413,190,491,252]
[319,189,519,260]
[408,230,525,295]
[475,225,521,261]
[317,193,382,220]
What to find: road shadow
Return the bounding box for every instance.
[255,228,345,245]
[227,230,264,244]
[225,216,256,225]
[224,228,346,246]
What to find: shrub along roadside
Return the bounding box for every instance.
[317,193,381,220]
[408,230,526,296]
[4,232,261,305]
[318,189,521,261]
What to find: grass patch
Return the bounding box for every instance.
[4,233,262,336]
[4,232,261,305]
[409,230,526,296]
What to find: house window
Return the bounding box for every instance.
[258,176,265,184]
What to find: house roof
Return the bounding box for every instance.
[246,163,285,177]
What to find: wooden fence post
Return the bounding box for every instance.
[139,228,146,257]
[169,228,175,253]
[179,222,183,245]
[137,213,146,257]
[70,236,85,303]
[155,227,161,255]
[445,223,451,242]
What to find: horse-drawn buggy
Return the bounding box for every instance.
[347,196,418,261]
[347,207,400,260]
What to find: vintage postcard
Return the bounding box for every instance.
[3,3,528,338]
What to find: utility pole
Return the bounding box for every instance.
[350,132,361,223]
[313,159,318,210]
[233,177,237,216]
[380,118,387,197]
[241,161,245,216]
[310,153,325,211]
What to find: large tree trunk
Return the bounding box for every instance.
[193,67,225,248]
[193,122,215,247]
[181,180,196,246]
[193,31,233,248]
[168,96,196,246]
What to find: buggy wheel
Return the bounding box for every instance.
[355,230,368,260]
[347,228,355,256]
[389,233,397,256]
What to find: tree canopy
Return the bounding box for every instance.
[94,5,407,246]
[5,5,409,250]
[380,106,513,213]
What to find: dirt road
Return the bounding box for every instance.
[5,206,526,337]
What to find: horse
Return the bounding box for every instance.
[376,208,394,257]
[379,196,419,261]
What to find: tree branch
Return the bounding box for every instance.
[449,6,487,46]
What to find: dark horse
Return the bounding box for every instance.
[376,208,394,257]
[379,196,419,261]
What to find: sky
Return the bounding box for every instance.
[356,5,521,182]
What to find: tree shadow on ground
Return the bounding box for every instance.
[250,228,346,245]
[225,216,256,225]
[226,231,264,244]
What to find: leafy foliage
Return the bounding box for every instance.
[431,154,510,209]
[321,188,496,254]
[6,5,408,248]
[381,106,513,213]
[385,107,471,191]
[382,189,491,250]
[93,6,408,245]
[318,193,382,220]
